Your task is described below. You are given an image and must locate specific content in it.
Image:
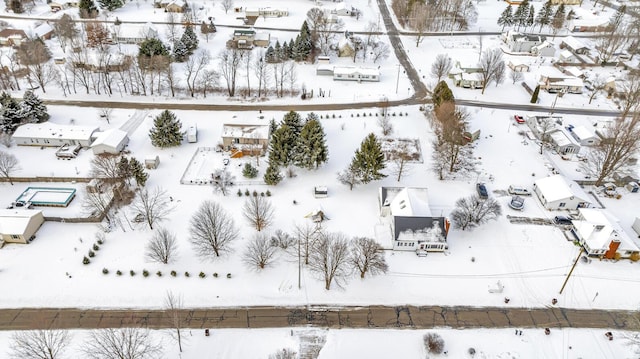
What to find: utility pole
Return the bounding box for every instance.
[395,63,401,94]
[559,247,585,295]
[298,236,301,289]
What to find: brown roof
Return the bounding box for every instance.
[0,29,27,38]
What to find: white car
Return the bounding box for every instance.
[508,185,531,196]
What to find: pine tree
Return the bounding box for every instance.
[282,111,303,136]
[173,40,188,62]
[242,163,258,178]
[552,4,566,36]
[263,160,282,185]
[432,81,455,108]
[526,5,535,30]
[530,85,540,103]
[130,158,148,187]
[513,0,529,30]
[20,90,49,123]
[497,5,514,32]
[352,133,386,183]
[294,118,328,169]
[0,96,23,134]
[265,46,276,63]
[297,21,313,60]
[268,118,278,137]
[287,39,295,59]
[536,0,554,31]
[181,25,199,54]
[268,124,296,167]
[98,0,124,11]
[149,110,184,148]
[274,41,283,62]
[282,41,290,61]
[78,0,98,18]
[117,156,132,184]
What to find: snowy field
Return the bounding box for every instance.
[0,327,639,359]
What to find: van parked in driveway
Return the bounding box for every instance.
[508,185,531,196]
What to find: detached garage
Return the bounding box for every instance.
[0,209,45,245]
[91,129,129,155]
[533,174,592,210]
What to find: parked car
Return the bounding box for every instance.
[509,196,525,210]
[514,115,525,124]
[476,183,489,199]
[508,185,531,196]
[554,216,572,225]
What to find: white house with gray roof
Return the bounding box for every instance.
[533,175,591,210]
[12,123,99,148]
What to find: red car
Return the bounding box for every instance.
[514,115,525,124]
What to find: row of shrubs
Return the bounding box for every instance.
[237,189,271,197]
[82,237,105,265]
[102,268,232,278]
[317,112,409,119]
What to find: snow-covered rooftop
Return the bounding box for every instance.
[571,125,596,141]
[221,124,269,139]
[0,209,42,234]
[388,187,432,217]
[562,36,589,50]
[12,123,99,141]
[91,129,129,148]
[534,174,590,203]
[574,208,640,253]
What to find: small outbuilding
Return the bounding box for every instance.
[145,155,160,169]
[187,125,198,143]
[533,174,591,210]
[91,129,129,154]
[0,209,45,245]
[633,217,640,236]
[314,186,328,198]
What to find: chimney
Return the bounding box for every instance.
[604,238,621,259]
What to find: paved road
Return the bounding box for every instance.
[0,305,638,331]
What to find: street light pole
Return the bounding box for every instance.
[395,64,401,94]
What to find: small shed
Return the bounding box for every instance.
[145,155,160,169]
[0,209,45,244]
[187,125,198,143]
[91,129,129,155]
[314,186,328,198]
[626,182,639,193]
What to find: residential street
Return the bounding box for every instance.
[0,305,638,331]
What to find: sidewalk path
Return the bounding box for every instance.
[0,306,638,331]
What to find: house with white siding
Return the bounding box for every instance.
[12,123,99,148]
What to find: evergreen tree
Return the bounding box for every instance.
[552,4,566,35]
[268,124,296,167]
[172,39,188,62]
[526,5,535,30]
[20,90,49,123]
[78,0,99,18]
[513,0,529,30]
[9,0,24,14]
[282,111,303,136]
[242,163,258,178]
[268,118,278,137]
[498,5,514,32]
[139,38,170,57]
[130,158,148,187]
[297,21,313,60]
[265,46,276,63]
[0,93,23,134]
[282,41,290,61]
[294,118,328,169]
[181,25,199,53]
[117,156,132,184]
[432,81,455,108]
[287,39,295,59]
[536,0,554,31]
[274,41,283,62]
[306,112,319,123]
[98,0,124,11]
[149,110,184,148]
[530,85,540,103]
[263,160,282,185]
[352,133,386,183]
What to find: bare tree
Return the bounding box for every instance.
[184,49,210,97]
[509,69,523,84]
[423,333,445,354]
[377,114,393,136]
[189,200,239,258]
[409,4,431,47]
[364,21,380,46]
[131,186,174,230]
[337,162,362,191]
[53,14,79,51]
[98,108,113,124]
[81,328,162,359]
[0,151,20,185]
[316,17,344,55]
[145,227,178,264]
[16,39,56,92]
[450,194,502,231]
[370,41,390,63]
[90,154,122,184]
[479,48,505,94]
[198,69,218,98]
[243,232,277,269]
[221,0,233,14]
[9,329,71,359]
[164,291,184,353]
[211,168,235,196]
[305,7,325,45]
[242,50,252,96]
[432,102,474,173]
[218,48,243,96]
[293,222,319,265]
[308,231,351,290]
[588,74,607,104]
[83,190,114,223]
[534,117,556,154]
[389,141,413,182]
[253,50,269,98]
[165,12,179,43]
[350,237,388,279]
[581,116,640,186]
[243,195,274,231]
[430,54,453,83]
[269,348,297,359]
[619,72,640,118]
[594,7,629,63]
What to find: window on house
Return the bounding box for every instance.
[10,235,20,239]
[559,203,566,207]
[594,225,604,231]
